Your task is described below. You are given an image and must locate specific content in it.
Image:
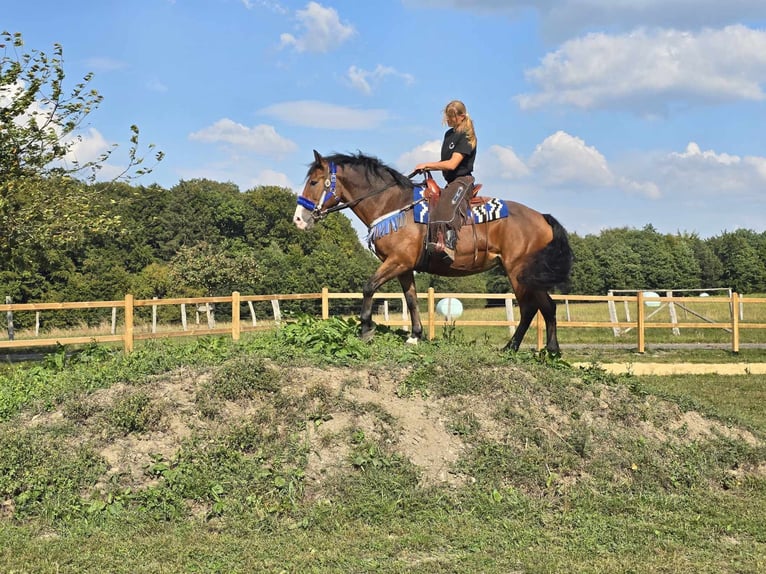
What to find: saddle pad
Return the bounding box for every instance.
[413,185,508,224]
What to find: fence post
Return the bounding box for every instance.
[271,299,282,325]
[322,287,329,320]
[5,296,13,341]
[505,297,515,336]
[667,290,680,335]
[731,291,740,353]
[608,290,620,336]
[636,291,645,353]
[124,294,134,353]
[232,291,241,341]
[427,287,435,340]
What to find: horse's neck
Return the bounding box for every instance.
[348,183,410,227]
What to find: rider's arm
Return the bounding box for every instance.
[415,151,464,173]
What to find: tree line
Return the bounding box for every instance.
[3,175,765,300]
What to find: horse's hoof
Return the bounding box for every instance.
[405,336,419,345]
[360,328,376,342]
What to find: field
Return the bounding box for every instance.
[0,320,765,573]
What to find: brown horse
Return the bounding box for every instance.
[293,150,573,354]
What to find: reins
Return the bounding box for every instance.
[312,163,419,221]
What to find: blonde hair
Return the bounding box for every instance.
[443,100,477,149]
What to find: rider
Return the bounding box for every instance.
[414,99,477,262]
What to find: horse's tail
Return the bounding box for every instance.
[518,214,573,290]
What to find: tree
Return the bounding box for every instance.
[710,231,766,294]
[1,31,163,277]
[567,233,603,294]
[169,241,260,296]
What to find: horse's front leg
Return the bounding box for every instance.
[359,260,410,341]
[398,270,422,344]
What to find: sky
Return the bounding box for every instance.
[4,0,766,240]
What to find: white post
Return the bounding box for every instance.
[181,303,188,331]
[607,290,620,337]
[505,297,515,335]
[271,299,281,324]
[248,301,257,326]
[667,290,680,335]
[152,296,158,333]
[112,307,117,335]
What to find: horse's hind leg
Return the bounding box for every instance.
[398,270,422,344]
[536,291,560,356]
[504,289,539,352]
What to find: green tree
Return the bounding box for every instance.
[567,233,603,294]
[593,230,644,291]
[1,31,162,300]
[169,241,260,296]
[710,230,766,294]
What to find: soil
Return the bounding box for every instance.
[576,363,766,375]
[18,361,765,497]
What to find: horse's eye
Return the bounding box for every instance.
[309,179,319,186]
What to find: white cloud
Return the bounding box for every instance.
[241,0,287,14]
[84,57,127,72]
[529,131,614,187]
[279,2,355,53]
[247,169,293,189]
[517,26,766,113]
[188,118,297,155]
[658,141,766,196]
[395,140,442,173]
[258,100,390,129]
[402,1,766,39]
[482,144,530,179]
[481,131,659,198]
[346,65,415,95]
[146,79,168,93]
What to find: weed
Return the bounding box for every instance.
[209,355,281,400]
[107,392,166,435]
[277,315,371,363]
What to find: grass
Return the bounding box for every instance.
[0,324,765,573]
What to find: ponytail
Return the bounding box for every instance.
[443,100,477,149]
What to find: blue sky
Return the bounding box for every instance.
[5,0,766,239]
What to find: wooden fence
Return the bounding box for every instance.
[2,289,765,354]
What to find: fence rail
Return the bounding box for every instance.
[2,289,765,354]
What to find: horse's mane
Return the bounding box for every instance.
[307,152,414,192]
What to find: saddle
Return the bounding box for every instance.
[422,173,483,207]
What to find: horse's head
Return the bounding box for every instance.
[293,150,342,230]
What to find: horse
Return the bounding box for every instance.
[293,150,573,355]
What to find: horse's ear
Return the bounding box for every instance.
[313,149,323,164]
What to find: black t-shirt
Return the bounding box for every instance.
[440,128,475,183]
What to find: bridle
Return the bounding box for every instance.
[297,161,341,221]
[297,161,408,222]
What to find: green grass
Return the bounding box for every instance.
[638,373,766,431]
[0,325,765,573]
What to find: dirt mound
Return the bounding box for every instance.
[18,361,764,499]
